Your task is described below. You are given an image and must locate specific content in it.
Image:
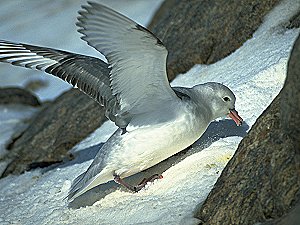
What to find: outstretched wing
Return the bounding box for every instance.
[0,40,124,125]
[77,2,178,116]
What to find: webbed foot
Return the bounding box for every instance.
[113,174,163,192]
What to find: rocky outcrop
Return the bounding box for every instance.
[149,0,280,80]
[195,34,300,225]
[287,10,300,29]
[1,89,106,177]
[0,87,40,106]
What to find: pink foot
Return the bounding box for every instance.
[114,174,163,192]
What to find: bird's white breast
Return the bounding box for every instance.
[107,102,208,178]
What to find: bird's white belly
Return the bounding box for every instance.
[108,110,207,178]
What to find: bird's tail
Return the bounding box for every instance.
[67,171,86,201]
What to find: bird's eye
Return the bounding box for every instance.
[223,96,230,102]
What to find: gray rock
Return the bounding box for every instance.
[0,87,40,106]
[194,34,300,224]
[148,0,280,80]
[263,201,300,225]
[287,10,300,29]
[281,24,300,148]
[1,89,106,177]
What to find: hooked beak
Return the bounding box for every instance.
[228,109,243,126]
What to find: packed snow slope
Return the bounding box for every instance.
[0,0,299,224]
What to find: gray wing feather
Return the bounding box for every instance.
[77,2,178,116]
[67,128,123,200]
[67,160,103,200]
[67,157,104,200]
[67,171,86,200]
[0,40,129,126]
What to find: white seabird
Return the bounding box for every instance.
[0,2,243,201]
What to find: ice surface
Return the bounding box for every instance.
[0,0,299,224]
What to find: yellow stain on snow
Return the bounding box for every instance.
[204,152,233,170]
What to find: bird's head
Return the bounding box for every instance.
[192,82,243,126]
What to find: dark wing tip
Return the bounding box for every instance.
[86,1,97,7]
[81,3,92,11]
[135,24,164,46]
[76,22,84,30]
